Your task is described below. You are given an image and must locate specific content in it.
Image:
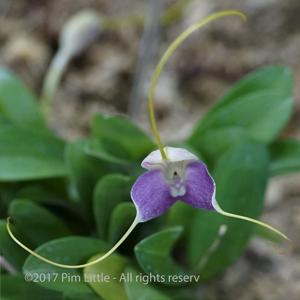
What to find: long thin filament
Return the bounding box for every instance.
[148,10,247,160]
[212,199,293,252]
[6,216,139,269]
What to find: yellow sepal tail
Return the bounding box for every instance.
[148,10,247,160]
[212,199,293,253]
[6,216,139,269]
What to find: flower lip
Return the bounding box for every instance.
[141,146,198,170]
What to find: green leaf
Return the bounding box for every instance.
[212,65,292,108]
[0,220,27,272]
[93,174,133,239]
[86,139,132,165]
[9,199,71,247]
[0,121,66,181]
[23,237,109,295]
[254,225,283,244]
[124,267,171,300]
[108,202,136,244]
[65,140,112,218]
[188,66,293,161]
[193,127,251,165]
[187,142,270,280]
[89,114,155,162]
[135,226,191,285]
[84,253,128,300]
[0,68,48,134]
[63,293,100,300]
[17,181,69,208]
[167,202,196,235]
[270,139,300,176]
[0,275,63,300]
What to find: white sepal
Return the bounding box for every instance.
[141,146,198,170]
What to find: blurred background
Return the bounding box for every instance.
[0,0,299,299]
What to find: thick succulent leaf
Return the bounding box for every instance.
[187,142,269,280]
[193,127,251,165]
[270,139,300,176]
[254,225,284,244]
[190,91,292,149]
[0,275,63,300]
[9,199,71,247]
[0,68,48,134]
[167,202,196,235]
[135,226,191,285]
[93,174,133,239]
[0,220,27,272]
[65,140,112,218]
[63,293,100,300]
[17,181,70,208]
[124,267,171,300]
[85,139,132,165]
[188,66,293,161]
[108,202,136,244]
[84,253,128,300]
[211,65,292,109]
[23,237,109,295]
[0,121,66,181]
[89,114,155,162]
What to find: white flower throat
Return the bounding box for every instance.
[163,161,187,198]
[141,147,198,198]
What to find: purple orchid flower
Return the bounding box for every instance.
[131,147,216,222]
[130,146,290,250]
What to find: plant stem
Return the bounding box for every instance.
[40,50,71,118]
[0,256,17,275]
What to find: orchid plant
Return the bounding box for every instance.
[1,9,299,300]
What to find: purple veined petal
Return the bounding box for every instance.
[131,169,176,222]
[182,161,216,210]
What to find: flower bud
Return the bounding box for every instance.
[59,10,102,57]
